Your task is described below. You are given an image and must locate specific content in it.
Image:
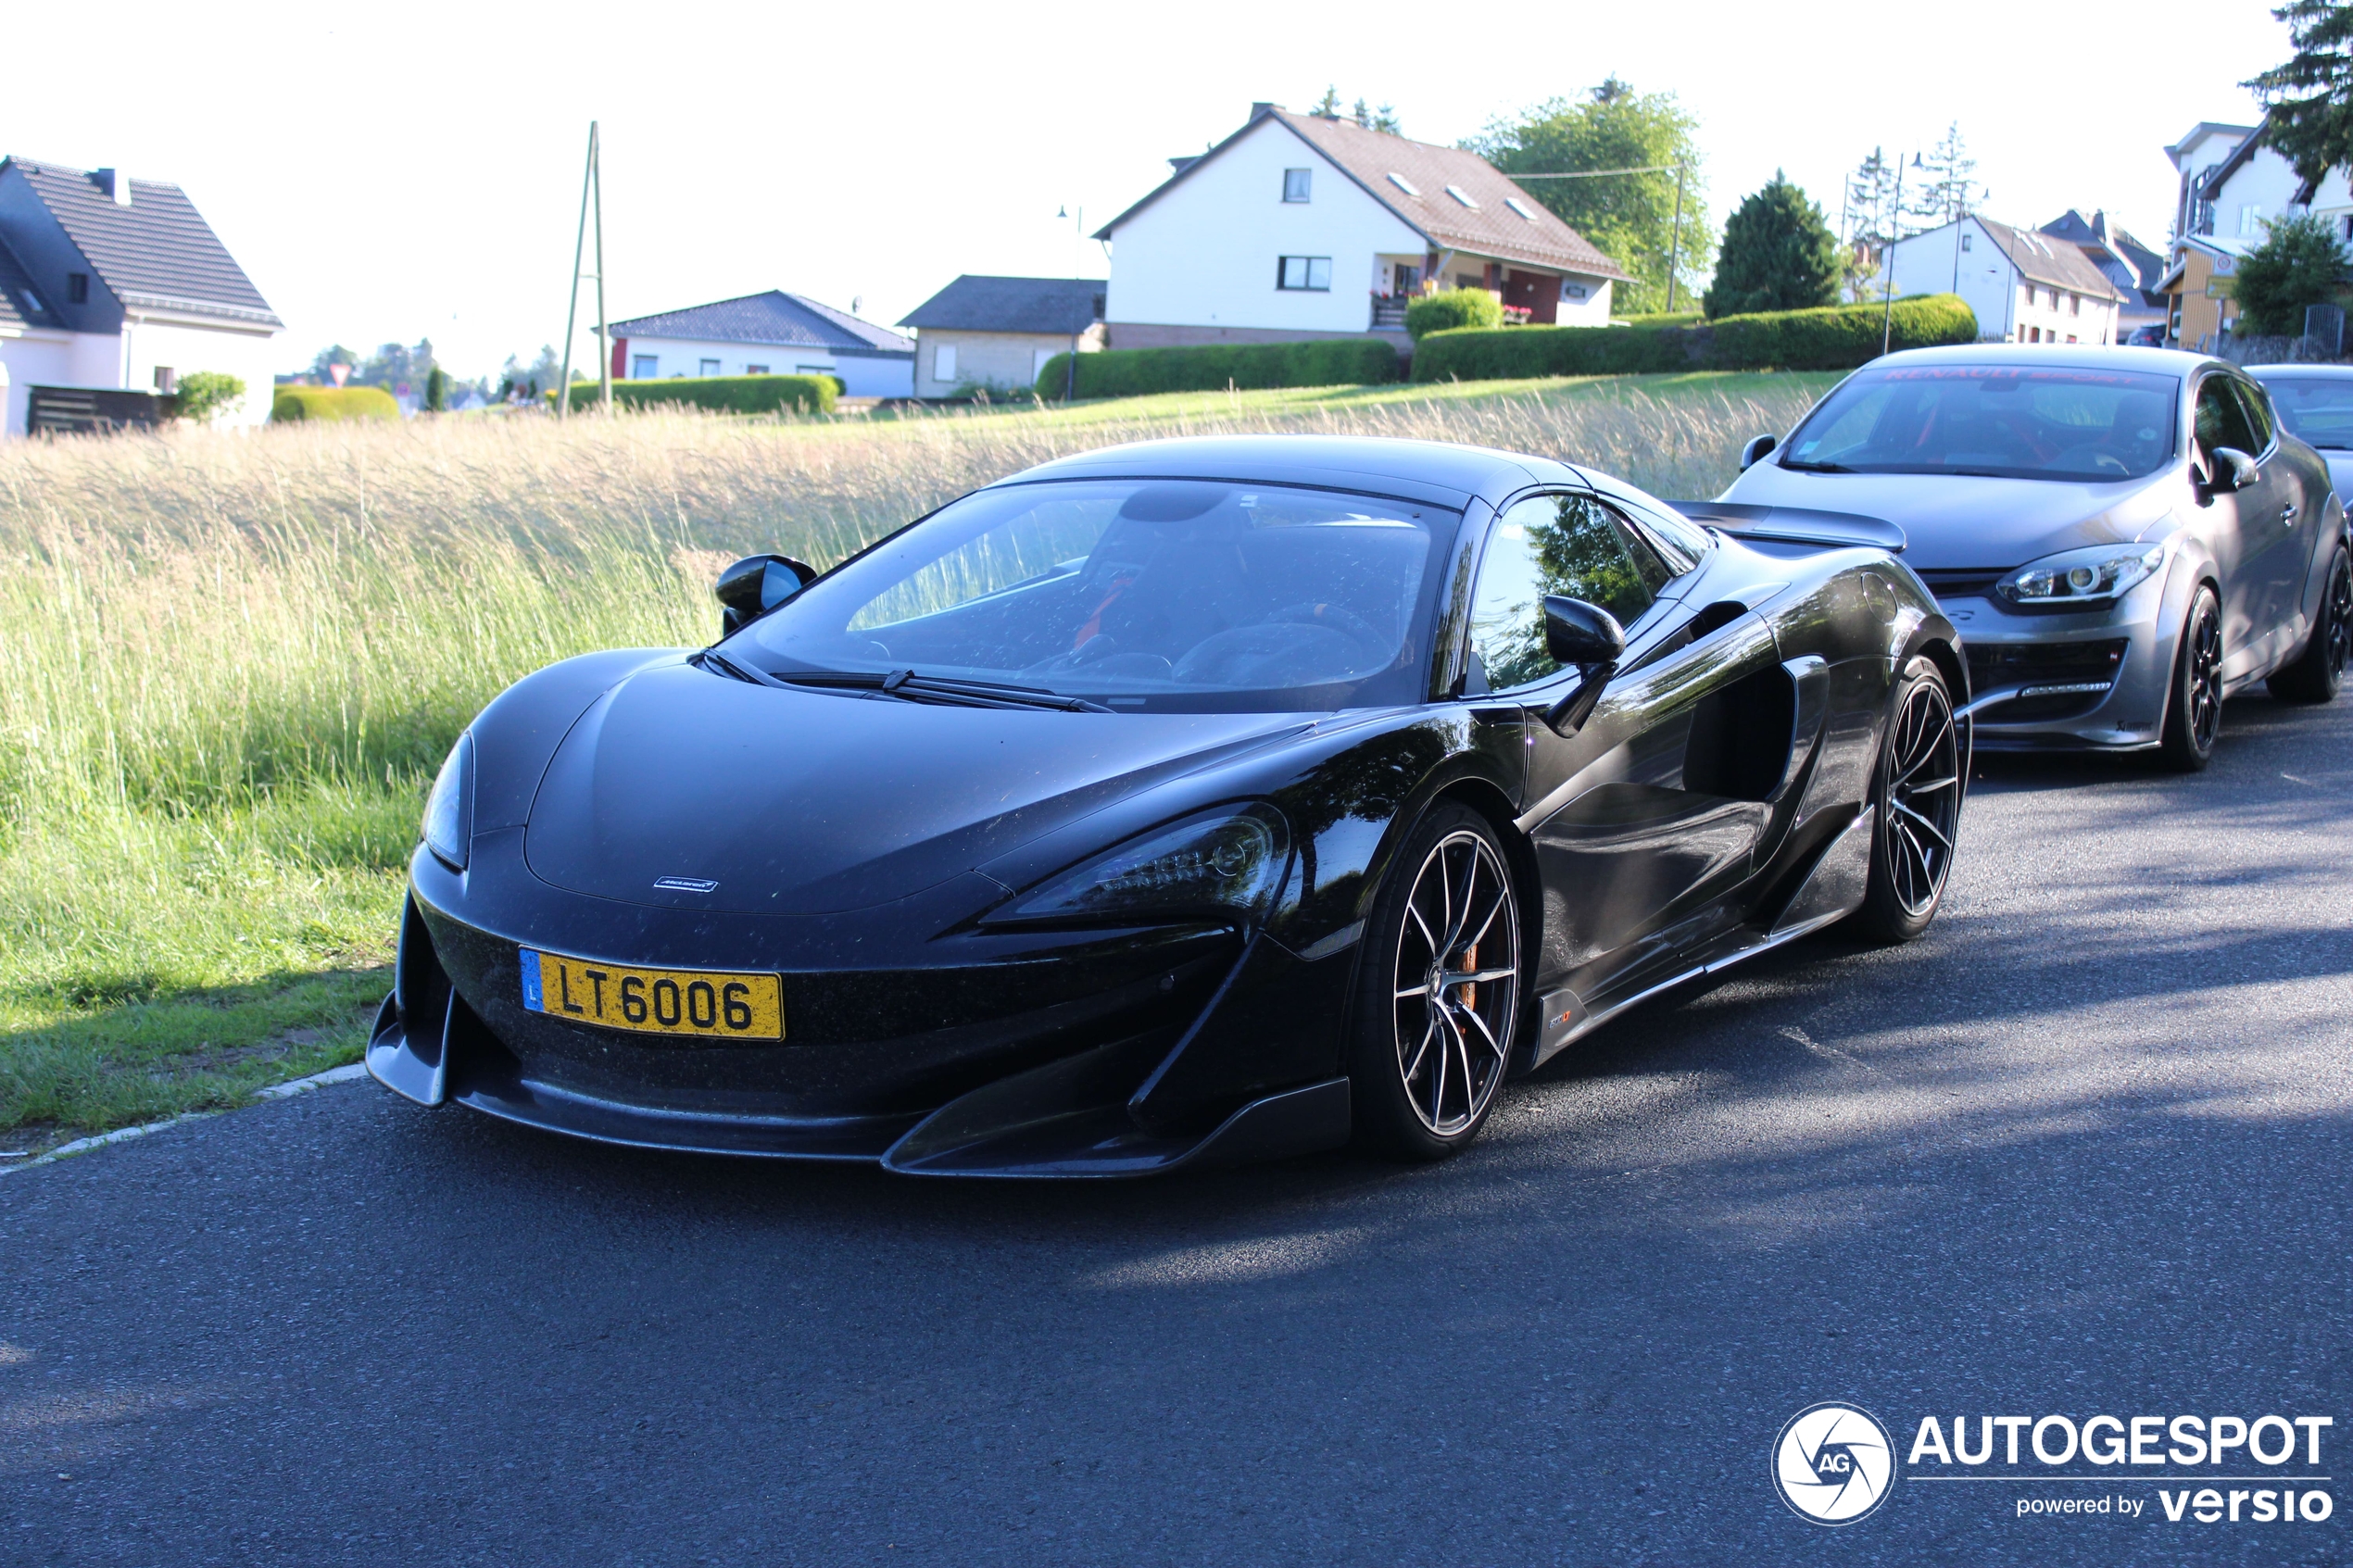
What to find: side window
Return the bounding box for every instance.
[2194,376,2261,460]
[2229,379,2277,453]
[1466,495,1668,693]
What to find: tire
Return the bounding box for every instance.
[1852,656,1961,945]
[2158,585,2224,771]
[2268,545,2350,704]
[1347,801,1523,1162]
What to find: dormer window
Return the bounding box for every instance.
[1504,196,1538,221]
[1444,185,1478,208]
[1282,168,1312,203]
[67,272,89,305]
[1386,172,1419,196]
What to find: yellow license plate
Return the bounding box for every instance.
[519,948,784,1040]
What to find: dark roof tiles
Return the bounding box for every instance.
[898,275,1105,334]
[609,290,914,355]
[5,157,279,326]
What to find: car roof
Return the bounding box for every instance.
[2245,362,2353,380]
[998,434,1579,508]
[1869,343,2226,380]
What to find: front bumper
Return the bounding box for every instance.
[365,829,1356,1176]
[1937,584,2177,751]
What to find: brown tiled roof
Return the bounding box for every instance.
[1100,109,1631,282]
[1974,219,2127,301]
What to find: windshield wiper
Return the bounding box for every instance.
[1776,458,1855,473]
[781,668,1114,713]
[698,648,792,688]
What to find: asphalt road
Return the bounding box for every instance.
[4,691,2349,1567]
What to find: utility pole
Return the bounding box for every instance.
[1059,205,1084,402]
[1881,152,1919,358]
[559,121,607,419]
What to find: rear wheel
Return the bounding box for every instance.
[2268,545,2350,704]
[1852,657,1960,945]
[1347,803,1521,1162]
[2158,585,2224,771]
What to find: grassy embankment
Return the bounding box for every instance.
[0,370,1836,1151]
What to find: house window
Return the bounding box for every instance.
[152,366,175,393]
[795,365,829,376]
[745,363,769,375]
[934,345,959,382]
[1033,346,1059,379]
[698,358,721,377]
[1504,196,1538,221]
[631,355,658,379]
[2240,206,2266,237]
[1282,168,1312,203]
[1560,279,1588,301]
[2070,294,2080,315]
[1457,273,1483,292]
[67,272,89,304]
[1960,232,1972,252]
[1386,171,1419,196]
[1277,256,1332,291]
[1443,184,1479,208]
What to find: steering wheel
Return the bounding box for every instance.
[2052,445,2132,478]
[1268,601,1388,655]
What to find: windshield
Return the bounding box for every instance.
[2258,376,2353,450]
[728,479,1455,712]
[1779,364,2179,482]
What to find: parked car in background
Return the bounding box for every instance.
[2122,323,2169,347]
[1722,345,2348,770]
[2247,364,2353,506]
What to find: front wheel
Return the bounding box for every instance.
[1347,802,1522,1162]
[2158,585,2224,771]
[1852,656,1961,945]
[2268,545,2350,704]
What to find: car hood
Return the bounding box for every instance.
[1720,462,2177,571]
[522,660,1308,915]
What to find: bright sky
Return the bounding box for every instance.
[0,0,2289,381]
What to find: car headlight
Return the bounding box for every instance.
[421,733,473,872]
[988,806,1290,926]
[1996,543,2166,608]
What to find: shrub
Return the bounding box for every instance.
[1611,311,1704,329]
[1404,288,1505,340]
[170,370,245,423]
[546,373,837,417]
[271,385,401,423]
[1411,293,1978,382]
[1704,171,1843,319]
[424,366,449,414]
[1035,338,1400,399]
[2233,213,2350,337]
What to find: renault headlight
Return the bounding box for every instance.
[1997,543,2166,608]
[989,806,1290,925]
[421,733,474,872]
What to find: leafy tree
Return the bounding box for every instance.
[1703,171,1843,319]
[497,345,563,400]
[1466,78,1714,315]
[307,344,358,383]
[1906,123,1984,232]
[170,370,245,423]
[2234,212,2350,334]
[2246,0,2353,187]
[353,338,435,395]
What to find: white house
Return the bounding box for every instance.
[1881,215,2125,345]
[606,291,914,398]
[1093,103,1629,351]
[0,157,283,438]
[898,275,1104,398]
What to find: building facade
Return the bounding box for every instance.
[898,275,1104,398]
[1882,216,2124,344]
[607,291,914,398]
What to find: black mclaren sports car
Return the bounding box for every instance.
[370,436,1969,1176]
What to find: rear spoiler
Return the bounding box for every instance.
[1666,501,1906,555]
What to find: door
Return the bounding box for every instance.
[2196,373,2296,679]
[2226,376,2320,667]
[1464,493,1783,987]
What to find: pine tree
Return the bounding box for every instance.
[1703,171,1843,319]
[1843,148,1899,304]
[1907,124,1982,232]
[1313,85,1342,119]
[2246,0,2353,186]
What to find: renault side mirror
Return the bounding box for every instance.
[2201,446,2258,496]
[1740,433,1778,471]
[714,554,816,636]
[1540,596,1626,736]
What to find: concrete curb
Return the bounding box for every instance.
[0,1061,372,1176]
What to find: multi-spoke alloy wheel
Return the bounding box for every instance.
[1882,676,1960,919]
[2161,586,2224,771]
[1854,657,1961,944]
[2271,546,2350,704]
[1389,830,1520,1136]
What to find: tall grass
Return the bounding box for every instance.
[0,374,1827,1139]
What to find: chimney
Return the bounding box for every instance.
[94,168,132,206]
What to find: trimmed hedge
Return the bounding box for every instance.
[1404,287,1504,339]
[271,385,401,422]
[1035,338,1400,400]
[1411,294,1979,383]
[546,373,837,417]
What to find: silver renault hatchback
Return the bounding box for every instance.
[1722,345,2350,769]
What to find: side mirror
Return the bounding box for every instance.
[1542,596,1627,666]
[2203,446,2258,495]
[1739,433,1778,471]
[714,554,815,636]
[1540,596,1627,736]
